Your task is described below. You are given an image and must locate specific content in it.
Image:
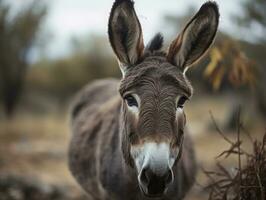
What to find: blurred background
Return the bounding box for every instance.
[0,0,265,199]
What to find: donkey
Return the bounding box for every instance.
[68,0,219,199]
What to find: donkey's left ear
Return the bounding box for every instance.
[108,0,144,76]
[167,1,219,73]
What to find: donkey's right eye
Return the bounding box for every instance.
[177,96,188,109]
[124,95,138,107]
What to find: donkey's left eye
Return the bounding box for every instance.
[177,96,188,108]
[124,95,138,107]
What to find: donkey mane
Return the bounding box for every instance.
[145,33,164,53]
[68,0,220,199]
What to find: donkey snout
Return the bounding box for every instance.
[139,166,173,197]
[132,142,175,197]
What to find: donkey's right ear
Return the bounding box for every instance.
[108,0,144,76]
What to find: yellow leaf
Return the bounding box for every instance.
[204,47,222,77]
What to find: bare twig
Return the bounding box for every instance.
[204,110,266,200]
[209,111,234,145]
[237,107,242,200]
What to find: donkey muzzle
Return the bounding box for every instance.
[131,142,175,197]
[139,166,173,197]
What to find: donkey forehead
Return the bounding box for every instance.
[119,56,193,97]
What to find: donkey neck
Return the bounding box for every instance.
[100,103,139,199]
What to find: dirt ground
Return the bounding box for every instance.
[0,95,264,200]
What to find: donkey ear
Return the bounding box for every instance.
[167,1,219,73]
[108,0,144,75]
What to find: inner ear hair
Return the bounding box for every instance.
[167,1,219,72]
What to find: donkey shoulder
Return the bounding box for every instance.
[68,78,121,199]
[71,78,120,119]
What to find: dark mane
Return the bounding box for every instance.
[67,0,220,199]
[145,33,164,52]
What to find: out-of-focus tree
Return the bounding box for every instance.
[205,0,266,123]
[233,0,266,117]
[240,0,266,117]
[204,34,259,130]
[27,35,119,101]
[235,0,266,43]
[204,34,257,91]
[0,0,46,117]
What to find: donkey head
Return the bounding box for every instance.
[108,0,219,197]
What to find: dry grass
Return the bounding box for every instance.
[0,96,265,200]
[0,112,80,189]
[203,110,266,200]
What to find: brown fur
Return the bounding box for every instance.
[68,0,219,199]
[68,61,196,200]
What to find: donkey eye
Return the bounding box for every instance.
[124,95,138,107]
[177,96,188,108]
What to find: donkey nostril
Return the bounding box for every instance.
[165,169,173,185]
[140,168,149,185]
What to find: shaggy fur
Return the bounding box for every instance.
[145,33,164,53]
[69,77,196,200]
[68,0,219,200]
